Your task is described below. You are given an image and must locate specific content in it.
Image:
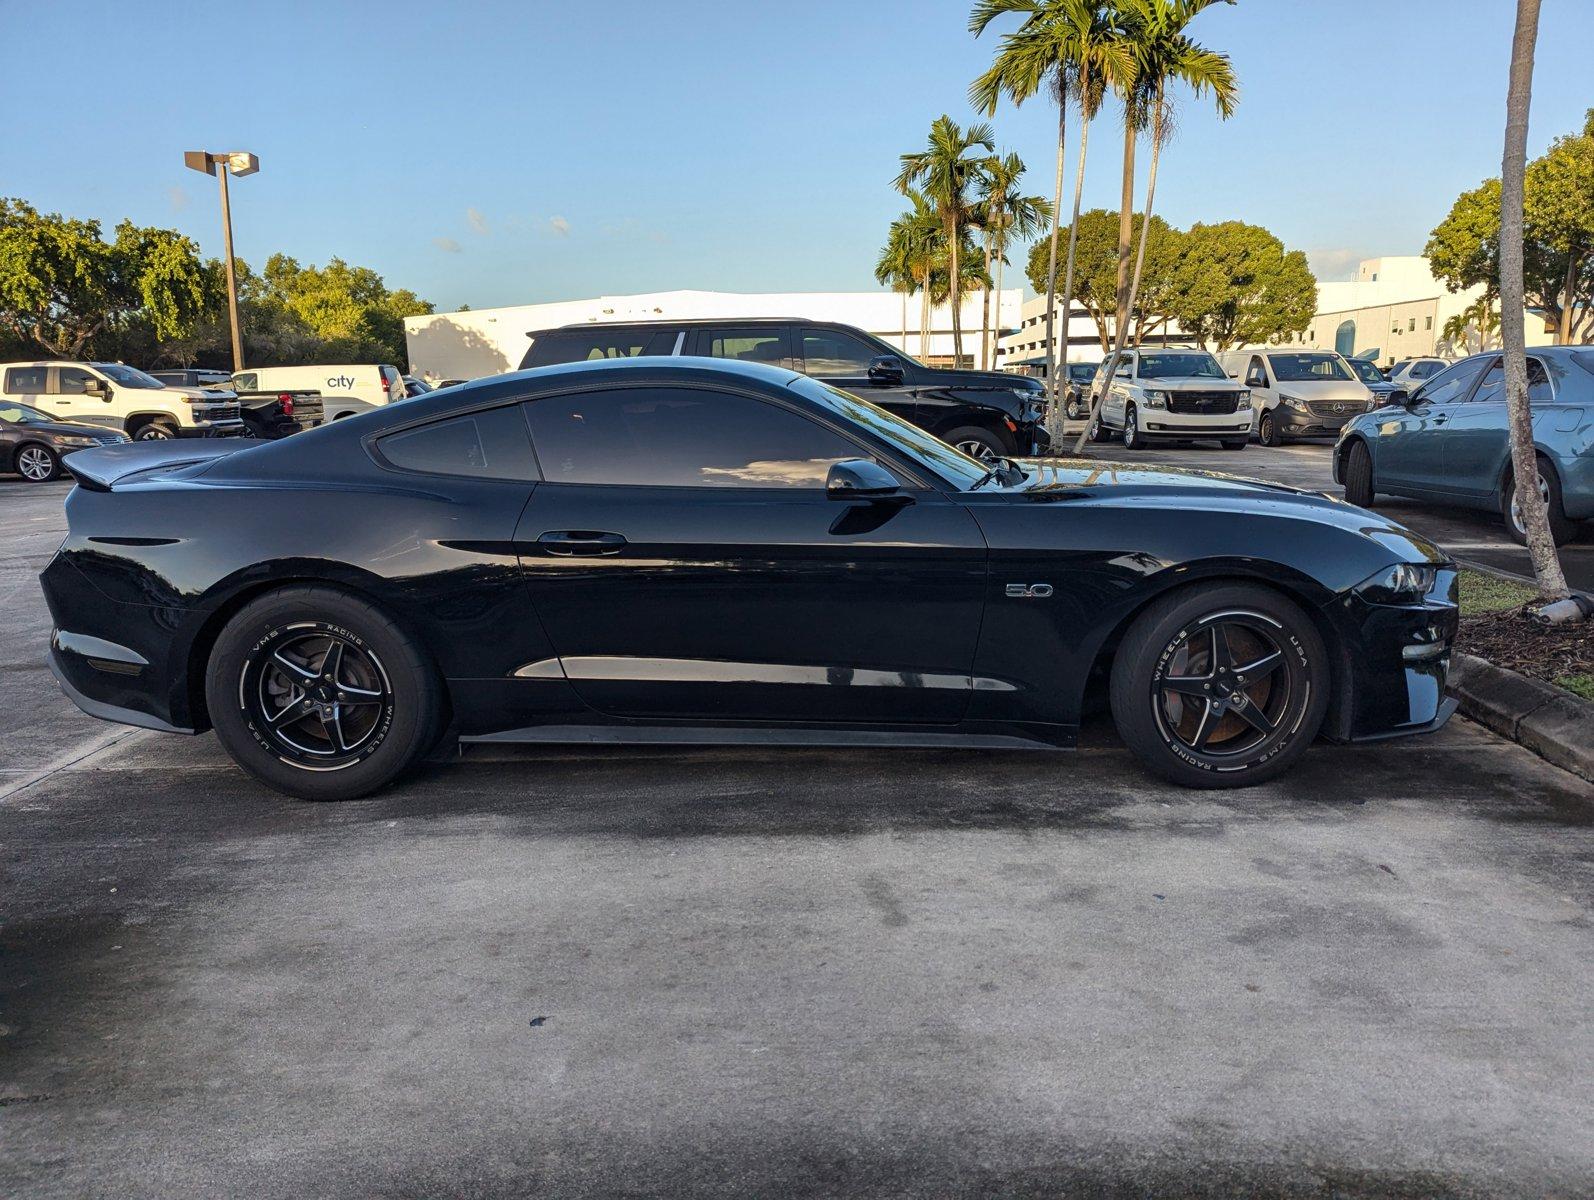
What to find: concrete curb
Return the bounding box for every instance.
[1448,653,1594,784]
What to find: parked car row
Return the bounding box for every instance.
[0,359,409,480]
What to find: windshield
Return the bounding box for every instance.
[1138,352,1225,380]
[1347,358,1384,384]
[0,402,52,424]
[93,362,165,389]
[1267,352,1353,383]
[796,378,990,490]
[1068,364,1096,381]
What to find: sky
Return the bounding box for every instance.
[2,0,1591,314]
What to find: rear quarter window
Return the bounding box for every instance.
[375,405,539,480]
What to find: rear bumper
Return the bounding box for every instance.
[49,645,195,734]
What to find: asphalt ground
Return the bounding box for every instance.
[2,471,1591,1199]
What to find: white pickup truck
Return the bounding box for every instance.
[1086,349,1253,451]
[0,360,244,440]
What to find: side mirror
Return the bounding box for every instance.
[1389,388,1411,405]
[83,378,109,399]
[1115,363,1132,377]
[826,458,906,502]
[867,355,905,387]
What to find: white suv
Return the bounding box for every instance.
[0,361,244,440]
[1086,350,1253,451]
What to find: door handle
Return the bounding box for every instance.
[1431,415,1448,426]
[538,530,627,556]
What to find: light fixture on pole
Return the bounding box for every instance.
[184,150,258,373]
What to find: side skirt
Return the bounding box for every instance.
[460,723,1072,752]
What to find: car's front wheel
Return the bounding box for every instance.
[1065,395,1084,420]
[1503,458,1578,546]
[205,586,444,800]
[1110,583,1330,788]
[945,426,1005,465]
[133,419,178,441]
[15,443,61,482]
[1257,410,1282,446]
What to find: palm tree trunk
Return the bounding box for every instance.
[1500,0,1568,600]
[1043,91,1068,422]
[1056,66,1093,424]
[980,232,994,370]
[949,216,963,366]
[900,288,907,351]
[993,235,1006,374]
[920,272,931,359]
[1558,245,1578,345]
[1124,89,1166,358]
[1114,104,1138,338]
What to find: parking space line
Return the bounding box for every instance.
[0,726,149,804]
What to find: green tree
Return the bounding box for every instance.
[876,189,943,356]
[895,115,996,365]
[1426,109,1594,346]
[970,0,1131,409]
[1027,208,1176,351]
[0,199,209,356]
[974,151,1051,368]
[1168,221,1316,351]
[259,254,433,364]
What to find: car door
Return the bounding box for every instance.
[1373,357,1488,496]
[796,326,920,425]
[4,365,50,414]
[514,381,989,724]
[1104,353,1136,426]
[1442,355,1553,500]
[0,404,24,471]
[1245,355,1276,429]
[49,365,117,428]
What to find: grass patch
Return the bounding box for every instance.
[1555,673,1594,701]
[1458,568,1536,615]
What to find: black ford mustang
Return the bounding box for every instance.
[42,358,1458,800]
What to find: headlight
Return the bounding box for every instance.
[1283,395,1309,411]
[1353,563,1439,605]
[56,435,96,446]
[1236,390,1252,409]
[1142,389,1168,409]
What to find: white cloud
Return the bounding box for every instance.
[466,207,490,235]
[1307,248,1365,282]
[548,215,571,237]
[167,185,189,212]
[434,236,463,253]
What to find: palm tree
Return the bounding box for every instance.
[975,152,1053,369]
[970,1,1131,412]
[1499,0,1570,602]
[876,190,942,359]
[896,116,996,366]
[1075,0,1238,453]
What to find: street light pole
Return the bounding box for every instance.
[184,150,259,374]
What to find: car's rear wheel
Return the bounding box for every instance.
[1503,458,1578,546]
[1343,439,1376,507]
[1257,410,1282,446]
[16,443,60,482]
[945,426,1005,464]
[1121,404,1145,450]
[1087,410,1112,443]
[1110,583,1329,789]
[205,586,443,800]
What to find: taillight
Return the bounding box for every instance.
[278,392,294,417]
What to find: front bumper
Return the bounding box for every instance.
[1321,569,1460,742]
[1141,416,1253,438]
[179,419,248,438]
[1277,407,1362,438]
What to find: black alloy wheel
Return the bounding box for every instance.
[1111,583,1329,788]
[206,586,443,800]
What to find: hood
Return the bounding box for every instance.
[914,364,1043,393]
[996,456,1448,561]
[1270,379,1374,402]
[1145,376,1247,391]
[162,384,237,400]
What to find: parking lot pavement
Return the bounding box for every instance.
[1074,438,1594,592]
[3,477,1593,1197]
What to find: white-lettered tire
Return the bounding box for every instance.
[205,586,443,800]
[1110,583,1330,789]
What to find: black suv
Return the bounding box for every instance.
[519,318,1048,461]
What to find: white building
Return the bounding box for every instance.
[404,288,1022,384]
[997,295,1191,378]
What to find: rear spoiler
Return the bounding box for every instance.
[63,440,254,492]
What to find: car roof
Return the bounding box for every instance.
[535,317,842,335]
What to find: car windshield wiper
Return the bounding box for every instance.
[969,457,1025,491]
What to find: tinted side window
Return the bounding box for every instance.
[56,367,96,395]
[526,328,677,368]
[1411,360,1441,379]
[524,386,869,489]
[1412,359,1486,405]
[1468,358,1553,405]
[6,366,47,392]
[800,329,879,376]
[233,372,258,390]
[700,329,787,367]
[1246,355,1267,386]
[376,406,539,479]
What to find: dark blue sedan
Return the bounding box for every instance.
[1334,348,1594,545]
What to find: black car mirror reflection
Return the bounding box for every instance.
[867,355,905,387]
[826,458,907,504]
